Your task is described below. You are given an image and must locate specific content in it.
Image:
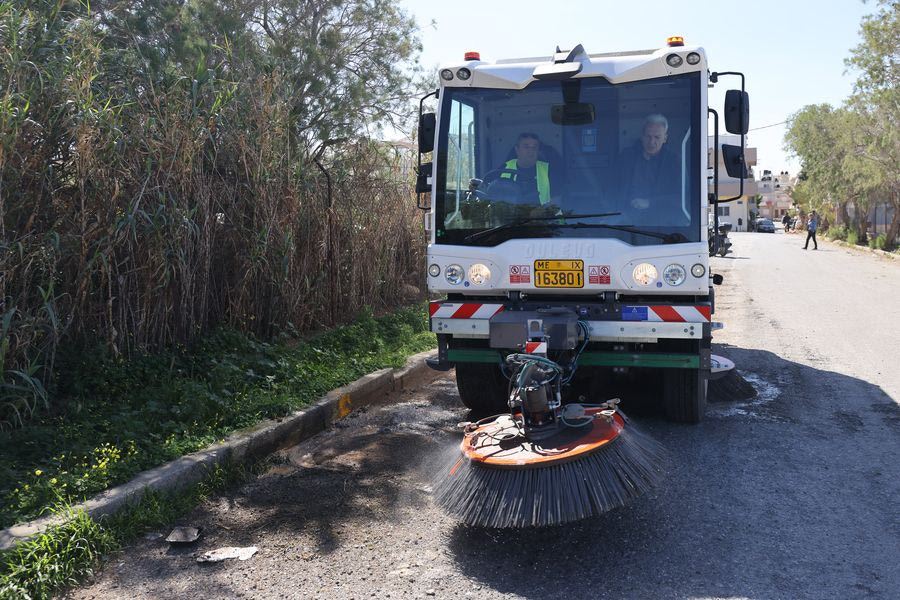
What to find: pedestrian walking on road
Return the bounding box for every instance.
[803,211,818,250]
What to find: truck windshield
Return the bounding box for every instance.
[434,72,702,247]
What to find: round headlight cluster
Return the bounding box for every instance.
[691,263,706,278]
[440,68,473,82]
[686,52,701,65]
[665,54,683,68]
[663,264,686,286]
[632,263,659,286]
[468,263,491,285]
[428,263,441,277]
[445,264,464,285]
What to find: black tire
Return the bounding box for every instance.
[663,368,707,423]
[455,362,509,414]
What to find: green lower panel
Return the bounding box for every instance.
[447,349,502,363]
[578,352,700,369]
[447,349,699,369]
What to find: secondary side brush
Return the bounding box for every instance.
[434,323,668,528]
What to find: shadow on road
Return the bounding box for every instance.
[445,345,900,599]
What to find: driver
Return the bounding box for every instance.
[496,132,562,208]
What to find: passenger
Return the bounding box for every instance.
[618,114,680,212]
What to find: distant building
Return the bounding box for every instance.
[708,135,757,231]
[756,169,795,221]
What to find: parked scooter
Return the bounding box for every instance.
[709,222,732,257]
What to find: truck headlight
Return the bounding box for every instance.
[468,263,491,285]
[445,264,463,285]
[691,263,706,278]
[428,263,441,277]
[663,264,686,286]
[666,54,683,68]
[632,263,658,286]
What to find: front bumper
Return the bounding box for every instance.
[429,301,715,343]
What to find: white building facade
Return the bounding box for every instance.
[756,170,795,222]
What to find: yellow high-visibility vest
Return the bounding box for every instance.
[501,159,551,204]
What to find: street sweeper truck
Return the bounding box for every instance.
[417,39,750,526]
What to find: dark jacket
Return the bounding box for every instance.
[617,143,681,203]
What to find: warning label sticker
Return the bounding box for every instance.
[588,265,611,285]
[509,265,531,284]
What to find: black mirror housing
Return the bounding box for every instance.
[722,144,748,179]
[416,162,432,194]
[724,90,749,135]
[418,113,436,154]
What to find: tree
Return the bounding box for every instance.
[846,0,900,248]
[92,0,422,160]
[785,105,853,228]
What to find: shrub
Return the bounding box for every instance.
[874,234,887,250]
[847,231,859,245]
[827,226,848,241]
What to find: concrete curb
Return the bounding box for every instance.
[0,350,441,551]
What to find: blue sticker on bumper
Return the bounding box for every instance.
[622,306,648,321]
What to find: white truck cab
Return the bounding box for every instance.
[416,40,749,421]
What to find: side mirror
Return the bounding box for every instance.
[418,113,436,154]
[416,162,432,194]
[722,144,748,179]
[724,90,749,135]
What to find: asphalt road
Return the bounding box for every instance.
[69,231,900,600]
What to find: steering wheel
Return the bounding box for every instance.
[482,168,535,205]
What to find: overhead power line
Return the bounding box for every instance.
[749,120,787,131]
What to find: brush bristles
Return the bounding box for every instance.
[434,424,667,528]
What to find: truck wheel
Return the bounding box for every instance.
[455,362,509,415]
[663,368,707,423]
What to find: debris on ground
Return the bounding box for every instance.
[165,527,200,544]
[708,368,758,403]
[196,546,259,563]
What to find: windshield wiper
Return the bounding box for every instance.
[556,222,688,244]
[463,212,621,243]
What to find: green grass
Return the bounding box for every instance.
[0,459,263,600]
[0,305,435,531]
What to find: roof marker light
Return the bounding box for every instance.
[667,36,685,47]
[464,51,481,61]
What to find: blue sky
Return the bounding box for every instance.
[399,0,876,176]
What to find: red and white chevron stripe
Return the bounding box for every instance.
[429,302,505,319]
[646,305,711,322]
[525,341,547,354]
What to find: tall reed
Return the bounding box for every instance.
[0,0,425,427]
